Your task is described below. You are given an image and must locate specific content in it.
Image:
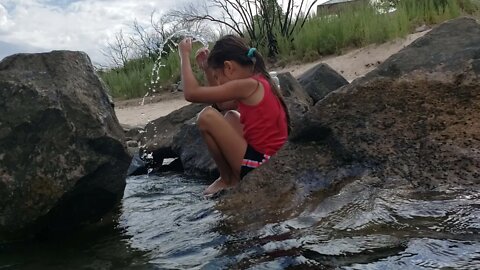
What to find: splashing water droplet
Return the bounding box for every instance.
[146,29,209,98]
[137,29,211,130]
[141,92,149,106]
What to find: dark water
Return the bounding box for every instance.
[1,172,479,269]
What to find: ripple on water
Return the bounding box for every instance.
[205,175,480,269]
[5,172,476,269]
[345,239,480,270]
[119,173,224,269]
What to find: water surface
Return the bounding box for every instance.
[1,172,479,269]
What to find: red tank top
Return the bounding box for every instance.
[237,74,288,156]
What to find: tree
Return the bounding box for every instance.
[101,29,132,67]
[101,9,214,67]
[170,0,319,58]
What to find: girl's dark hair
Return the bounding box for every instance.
[207,35,291,133]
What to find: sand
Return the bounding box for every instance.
[278,31,429,81]
[114,30,429,128]
[114,92,190,128]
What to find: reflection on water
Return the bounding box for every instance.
[0,172,479,269]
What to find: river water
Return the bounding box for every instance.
[1,172,479,269]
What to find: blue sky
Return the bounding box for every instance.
[0,0,323,65]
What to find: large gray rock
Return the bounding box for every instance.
[278,72,314,138]
[140,103,211,175]
[141,103,206,159]
[172,119,218,178]
[0,51,130,239]
[364,17,480,79]
[297,63,349,104]
[218,18,480,223]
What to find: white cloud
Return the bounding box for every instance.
[0,3,13,32]
[0,0,188,65]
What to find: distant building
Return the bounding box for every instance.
[317,0,369,14]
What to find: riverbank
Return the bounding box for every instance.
[114,30,429,128]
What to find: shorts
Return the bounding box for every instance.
[240,145,271,178]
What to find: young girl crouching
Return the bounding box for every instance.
[178,35,290,196]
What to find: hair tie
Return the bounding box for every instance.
[247,48,257,58]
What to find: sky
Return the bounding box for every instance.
[0,0,325,66]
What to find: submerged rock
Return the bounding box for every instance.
[0,51,130,239]
[219,17,480,223]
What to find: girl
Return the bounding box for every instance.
[179,35,290,196]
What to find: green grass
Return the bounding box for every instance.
[99,46,204,100]
[101,0,479,99]
[283,0,471,62]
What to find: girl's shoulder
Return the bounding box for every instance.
[249,74,268,87]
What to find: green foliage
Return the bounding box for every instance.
[99,45,204,100]
[98,58,156,99]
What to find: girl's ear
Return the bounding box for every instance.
[223,60,234,75]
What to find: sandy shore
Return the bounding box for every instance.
[115,30,429,128]
[115,92,190,128]
[278,31,428,81]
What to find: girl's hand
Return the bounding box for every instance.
[195,48,209,70]
[179,38,192,58]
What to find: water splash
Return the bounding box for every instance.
[137,29,211,168]
[142,29,210,106]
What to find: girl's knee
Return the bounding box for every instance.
[197,106,220,130]
[224,110,240,121]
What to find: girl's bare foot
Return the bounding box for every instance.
[204,177,231,196]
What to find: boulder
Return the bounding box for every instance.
[127,153,149,176]
[278,72,314,138]
[0,51,130,239]
[297,63,349,104]
[140,103,206,160]
[139,103,211,176]
[172,119,218,178]
[218,18,480,223]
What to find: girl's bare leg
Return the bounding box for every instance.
[224,110,243,137]
[197,107,246,195]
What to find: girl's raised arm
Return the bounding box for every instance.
[179,38,258,104]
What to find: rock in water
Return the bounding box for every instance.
[172,118,218,178]
[140,103,213,176]
[0,51,130,239]
[219,18,480,224]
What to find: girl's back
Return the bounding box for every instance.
[238,74,288,156]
